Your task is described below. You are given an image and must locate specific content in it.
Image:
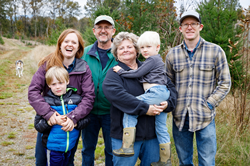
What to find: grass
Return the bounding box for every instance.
[24,107,34,111]
[0,50,30,99]
[13,151,25,156]
[25,145,34,149]
[7,132,16,139]
[28,124,34,129]
[1,141,14,146]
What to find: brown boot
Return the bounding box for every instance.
[151,143,172,166]
[112,127,136,157]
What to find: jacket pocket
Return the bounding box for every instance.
[173,65,184,72]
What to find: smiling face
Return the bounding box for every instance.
[48,76,69,96]
[60,33,79,60]
[179,17,203,42]
[93,21,116,45]
[117,39,137,65]
[140,44,160,59]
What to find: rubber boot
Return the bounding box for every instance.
[151,143,172,166]
[112,127,136,157]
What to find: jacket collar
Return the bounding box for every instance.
[47,85,77,99]
[87,40,113,58]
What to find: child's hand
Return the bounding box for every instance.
[113,66,122,73]
[61,117,75,132]
[56,115,67,125]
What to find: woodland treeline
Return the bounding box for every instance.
[0,0,249,85]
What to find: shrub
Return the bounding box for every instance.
[0,36,4,45]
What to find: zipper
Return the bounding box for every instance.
[60,95,69,153]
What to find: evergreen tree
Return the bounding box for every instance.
[46,18,66,45]
[117,0,180,57]
[197,0,242,87]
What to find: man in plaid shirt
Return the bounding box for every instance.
[165,10,231,166]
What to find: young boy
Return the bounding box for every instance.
[113,31,173,165]
[34,66,90,166]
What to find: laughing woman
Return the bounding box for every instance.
[28,29,95,166]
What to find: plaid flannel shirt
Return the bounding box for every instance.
[166,38,231,132]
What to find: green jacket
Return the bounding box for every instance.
[81,41,118,115]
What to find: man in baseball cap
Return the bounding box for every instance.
[180,10,201,25]
[94,15,115,27]
[166,9,231,166]
[80,14,117,166]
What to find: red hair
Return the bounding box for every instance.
[38,29,85,71]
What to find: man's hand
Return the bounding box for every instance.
[113,66,122,73]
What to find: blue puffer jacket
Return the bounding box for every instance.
[38,86,82,153]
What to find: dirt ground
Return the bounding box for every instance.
[0,38,104,166]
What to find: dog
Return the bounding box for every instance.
[15,60,23,77]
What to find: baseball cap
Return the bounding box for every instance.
[180,10,201,25]
[94,15,115,27]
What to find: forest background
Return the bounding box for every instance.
[0,0,250,165]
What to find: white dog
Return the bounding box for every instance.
[15,60,23,77]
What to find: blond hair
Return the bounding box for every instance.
[45,66,69,86]
[137,31,160,47]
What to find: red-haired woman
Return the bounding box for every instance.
[28,29,95,166]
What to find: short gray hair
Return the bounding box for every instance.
[111,32,140,60]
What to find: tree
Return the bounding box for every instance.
[5,0,15,36]
[46,18,66,45]
[117,0,180,57]
[30,0,43,39]
[21,0,31,35]
[197,0,242,88]
[0,0,8,35]
[84,0,120,17]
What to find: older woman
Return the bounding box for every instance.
[28,29,95,165]
[102,32,177,166]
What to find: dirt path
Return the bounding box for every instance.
[0,39,87,165]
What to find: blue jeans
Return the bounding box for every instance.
[81,113,113,166]
[112,137,160,166]
[35,132,47,166]
[173,114,217,166]
[123,85,170,144]
[45,148,71,166]
[35,132,77,166]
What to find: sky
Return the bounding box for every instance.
[74,0,250,19]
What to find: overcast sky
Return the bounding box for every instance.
[74,0,250,19]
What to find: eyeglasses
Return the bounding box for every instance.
[181,22,200,29]
[94,26,113,31]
